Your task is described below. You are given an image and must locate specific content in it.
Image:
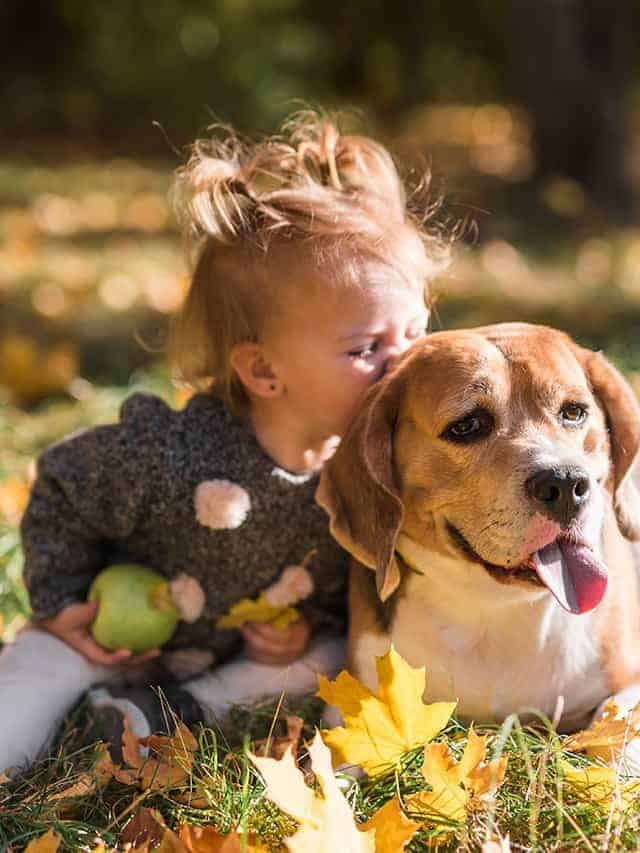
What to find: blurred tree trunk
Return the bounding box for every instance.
[509,0,634,221]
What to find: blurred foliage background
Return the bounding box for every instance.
[1,0,640,635]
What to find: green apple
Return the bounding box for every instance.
[88,563,180,653]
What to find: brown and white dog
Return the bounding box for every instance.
[318,322,640,744]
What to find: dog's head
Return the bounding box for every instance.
[317,323,640,612]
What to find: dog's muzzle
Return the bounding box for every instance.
[525,466,590,525]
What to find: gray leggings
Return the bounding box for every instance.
[0,627,346,776]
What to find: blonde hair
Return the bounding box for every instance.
[169,110,452,412]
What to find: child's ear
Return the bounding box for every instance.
[230,343,282,398]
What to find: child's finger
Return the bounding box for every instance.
[242,622,291,648]
[59,600,99,628]
[241,624,282,651]
[71,635,133,667]
[243,621,287,641]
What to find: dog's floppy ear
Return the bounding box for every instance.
[573,344,640,540]
[316,371,406,601]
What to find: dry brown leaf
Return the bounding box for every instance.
[121,808,166,848]
[23,830,62,852]
[113,719,198,792]
[361,796,420,852]
[23,744,115,813]
[253,714,304,760]
[564,700,640,763]
[175,784,212,809]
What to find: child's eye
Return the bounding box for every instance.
[348,341,379,359]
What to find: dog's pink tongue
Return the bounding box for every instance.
[533,540,607,614]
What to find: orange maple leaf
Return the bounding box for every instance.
[361,796,420,852]
[406,728,507,824]
[23,829,62,852]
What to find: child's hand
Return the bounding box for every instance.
[242,613,311,665]
[37,601,161,668]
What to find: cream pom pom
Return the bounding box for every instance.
[264,564,315,608]
[194,479,251,529]
[168,573,206,623]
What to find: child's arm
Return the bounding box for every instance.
[21,394,170,661]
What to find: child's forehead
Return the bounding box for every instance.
[281,239,428,296]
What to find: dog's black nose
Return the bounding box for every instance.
[525,467,590,524]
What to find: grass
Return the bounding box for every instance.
[2,697,640,850]
[2,153,640,849]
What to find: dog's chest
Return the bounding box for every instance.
[392,583,606,723]
[352,545,608,724]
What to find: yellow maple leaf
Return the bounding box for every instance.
[216,594,300,630]
[318,645,456,775]
[361,796,420,852]
[407,729,507,824]
[564,700,640,764]
[249,731,375,852]
[24,830,62,852]
[561,761,640,813]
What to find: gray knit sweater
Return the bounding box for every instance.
[21,392,348,674]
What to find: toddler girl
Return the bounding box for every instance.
[0,112,450,773]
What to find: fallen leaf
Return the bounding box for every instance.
[318,646,456,774]
[179,825,267,852]
[249,731,375,852]
[562,761,640,813]
[23,744,115,812]
[24,830,62,852]
[0,476,30,525]
[121,808,166,848]
[564,700,640,763]
[216,594,300,630]
[406,729,507,824]
[113,719,198,792]
[361,796,420,852]
[253,714,304,760]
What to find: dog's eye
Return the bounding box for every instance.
[560,403,587,426]
[443,409,493,443]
